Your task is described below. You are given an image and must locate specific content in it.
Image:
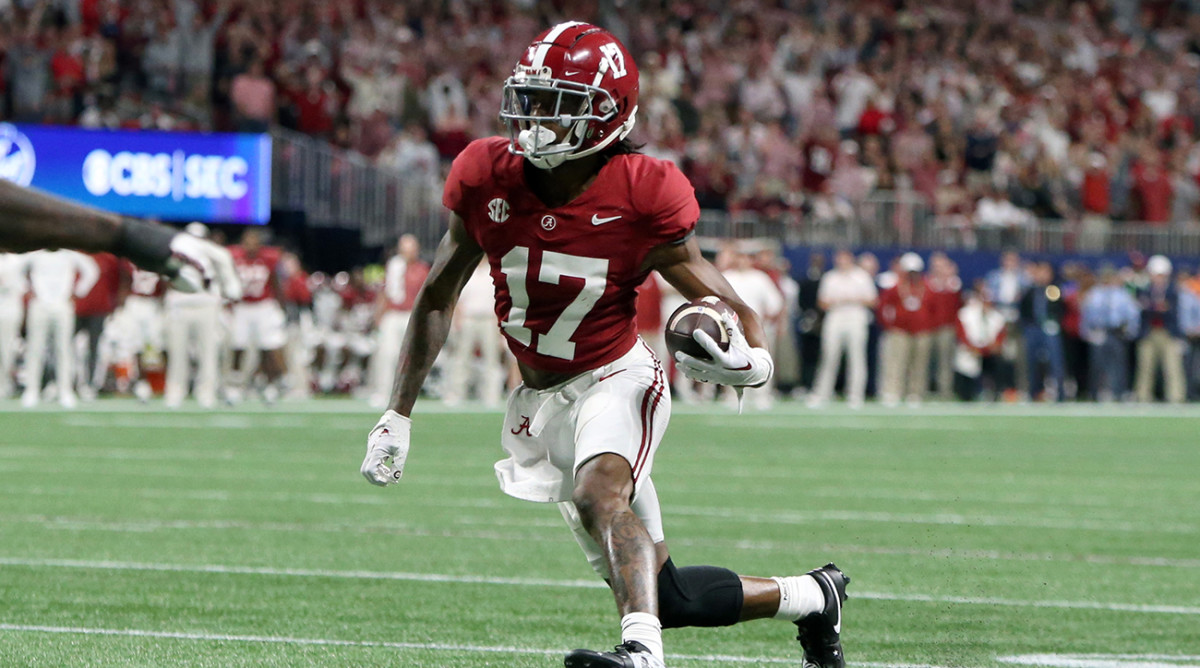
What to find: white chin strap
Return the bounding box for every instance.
[518,125,569,170]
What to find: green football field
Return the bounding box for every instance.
[0,400,1197,667]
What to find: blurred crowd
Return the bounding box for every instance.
[3,228,1199,408]
[4,0,1200,244]
[794,247,1200,406]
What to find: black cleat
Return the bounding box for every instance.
[565,641,666,668]
[795,563,850,668]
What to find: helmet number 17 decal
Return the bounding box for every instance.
[599,43,628,79]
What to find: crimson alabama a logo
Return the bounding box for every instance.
[510,415,532,437]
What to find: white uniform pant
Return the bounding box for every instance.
[164,301,222,407]
[447,315,504,406]
[370,310,410,399]
[812,309,869,403]
[497,340,669,578]
[0,298,23,395]
[24,299,75,397]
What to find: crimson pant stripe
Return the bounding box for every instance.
[632,361,665,481]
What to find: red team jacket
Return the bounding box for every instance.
[443,137,698,375]
[877,279,937,334]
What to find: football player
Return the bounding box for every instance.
[227,228,288,404]
[0,180,241,301]
[360,23,848,668]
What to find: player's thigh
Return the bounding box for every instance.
[572,350,670,497]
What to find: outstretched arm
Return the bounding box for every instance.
[0,181,241,300]
[386,212,484,417]
[362,213,483,486]
[0,180,124,254]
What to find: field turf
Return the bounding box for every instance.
[0,400,1197,667]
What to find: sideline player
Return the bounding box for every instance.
[370,235,431,407]
[0,180,241,301]
[360,23,848,668]
[227,228,288,403]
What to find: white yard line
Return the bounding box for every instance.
[0,480,1192,534]
[998,654,1200,668]
[0,622,957,666]
[3,557,1198,615]
[5,514,1199,570]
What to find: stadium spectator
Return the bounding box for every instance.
[794,252,825,394]
[1019,262,1067,402]
[953,284,1008,402]
[927,252,963,401]
[986,251,1031,399]
[1077,152,1114,252]
[807,248,876,409]
[1082,265,1141,402]
[1134,254,1186,403]
[877,252,934,407]
[230,56,275,132]
[1179,269,1200,401]
[1059,263,1094,400]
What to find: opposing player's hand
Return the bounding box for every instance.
[166,232,243,301]
[361,410,412,486]
[675,312,773,387]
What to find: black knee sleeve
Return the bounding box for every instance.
[657,557,744,629]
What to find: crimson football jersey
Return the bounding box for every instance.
[444,137,698,374]
[230,245,283,303]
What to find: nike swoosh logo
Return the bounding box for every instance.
[820,571,842,635]
[591,214,622,225]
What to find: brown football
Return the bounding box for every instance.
[664,297,737,361]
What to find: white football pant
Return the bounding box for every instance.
[370,310,410,402]
[23,298,76,403]
[164,301,222,408]
[446,315,504,406]
[811,309,869,404]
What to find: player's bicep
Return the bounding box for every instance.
[420,212,484,310]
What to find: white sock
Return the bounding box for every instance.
[620,612,664,662]
[771,574,825,621]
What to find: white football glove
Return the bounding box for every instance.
[166,233,243,301]
[361,410,412,486]
[674,311,774,387]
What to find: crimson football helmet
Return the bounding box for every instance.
[500,22,639,169]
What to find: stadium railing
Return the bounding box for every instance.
[270,131,1200,257]
[271,128,445,253]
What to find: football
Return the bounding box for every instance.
[664,297,737,361]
